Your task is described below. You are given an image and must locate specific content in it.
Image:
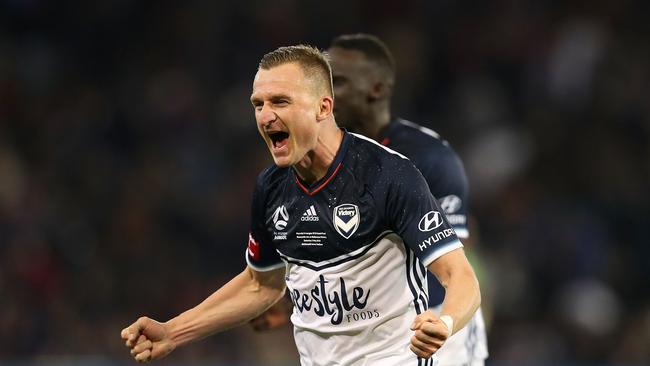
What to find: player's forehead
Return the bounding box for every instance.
[251,63,308,99]
[328,47,370,72]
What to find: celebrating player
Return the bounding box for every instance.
[121,44,481,365]
[252,34,490,365]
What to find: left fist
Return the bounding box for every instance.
[409,310,451,359]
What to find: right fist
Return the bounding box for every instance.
[121,316,175,362]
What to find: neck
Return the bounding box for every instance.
[294,125,344,184]
[361,103,391,141]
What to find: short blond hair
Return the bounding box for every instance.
[259,44,334,97]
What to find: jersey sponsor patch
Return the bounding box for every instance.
[333,204,360,239]
[289,274,370,325]
[301,205,320,221]
[438,195,462,214]
[418,229,456,252]
[446,214,467,226]
[418,210,444,232]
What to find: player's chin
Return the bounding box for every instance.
[268,145,293,167]
[271,154,293,168]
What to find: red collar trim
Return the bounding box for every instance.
[294,163,343,196]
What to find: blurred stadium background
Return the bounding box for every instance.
[1,0,648,365]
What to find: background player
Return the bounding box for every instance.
[251,34,489,365]
[121,44,480,365]
[330,32,488,366]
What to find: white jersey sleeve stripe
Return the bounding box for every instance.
[412,255,429,309]
[405,248,426,314]
[412,250,427,313]
[415,260,429,304]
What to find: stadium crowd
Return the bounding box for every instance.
[1,0,648,364]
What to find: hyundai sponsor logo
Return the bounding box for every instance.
[438,195,462,214]
[418,228,455,251]
[418,210,443,232]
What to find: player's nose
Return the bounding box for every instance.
[257,104,277,127]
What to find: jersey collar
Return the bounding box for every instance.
[293,129,351,196]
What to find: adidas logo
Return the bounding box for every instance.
[300,205,320,222]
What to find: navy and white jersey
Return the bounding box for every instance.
[246,131,462,366]
[380,118,470,307]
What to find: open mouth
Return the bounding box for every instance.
[268,131,289,149]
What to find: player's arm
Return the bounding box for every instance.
[121,266,286,362]
[426,247,480,334]
[166,265,286,345]
[249,292,293,331]
[384,158,479,359]
[409,249,480,359]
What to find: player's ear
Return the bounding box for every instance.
[316,95,334,122]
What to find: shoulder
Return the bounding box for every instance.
[393,119,458,157]
[348,132,416,173]
[347,132,425,186]
[254,165,290,196]
[389,119,464,170]
[349,131,409,163]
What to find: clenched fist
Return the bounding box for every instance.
[409,310,452,359]
[249,296,293,331]
[121,317,175,363]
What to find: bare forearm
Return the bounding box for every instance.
[438,266,480,333]
[166,267,285,347]
[428,249,481,334]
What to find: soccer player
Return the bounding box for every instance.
[252,34,490,365]
[328,33,489,366]
[121,44,481,365]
